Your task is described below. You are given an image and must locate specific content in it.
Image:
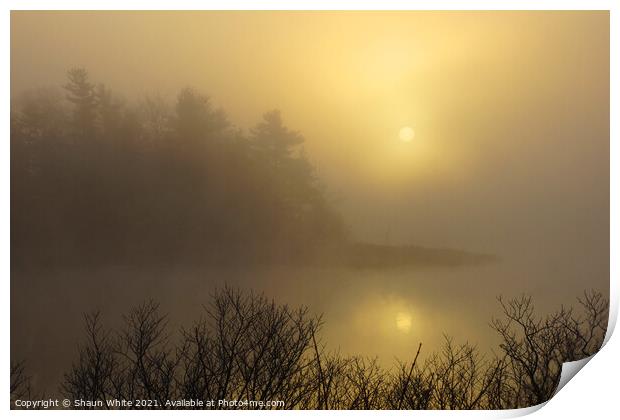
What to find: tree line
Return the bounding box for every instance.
[11,68,347,268]
[11,288,608,409]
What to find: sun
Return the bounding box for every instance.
[395,312,412,333]
[399,126,415,143]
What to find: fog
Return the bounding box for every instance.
[11,11,609,395]
[12,11,609,259]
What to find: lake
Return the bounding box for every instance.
[11,255,608,396]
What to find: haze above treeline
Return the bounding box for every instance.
[12,68,496,268]
[10,11,609,273]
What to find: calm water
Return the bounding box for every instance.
[11,257,608,396]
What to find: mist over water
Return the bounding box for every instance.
[12,253,607,394]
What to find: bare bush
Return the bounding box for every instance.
[54,288,607,410]
[11,360,34,406]
[177,286,320,408]
[490,290,608,408]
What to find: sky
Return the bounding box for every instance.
[11,10,609,275]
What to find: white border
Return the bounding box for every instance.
[3,1,617,419]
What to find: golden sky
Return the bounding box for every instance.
[11,11,609,259]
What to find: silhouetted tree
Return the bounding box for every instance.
[62,312,116,407]
[64,68,97,139]
[174,88,228,146]
[11,69,347,268]
[251,110,303,165]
